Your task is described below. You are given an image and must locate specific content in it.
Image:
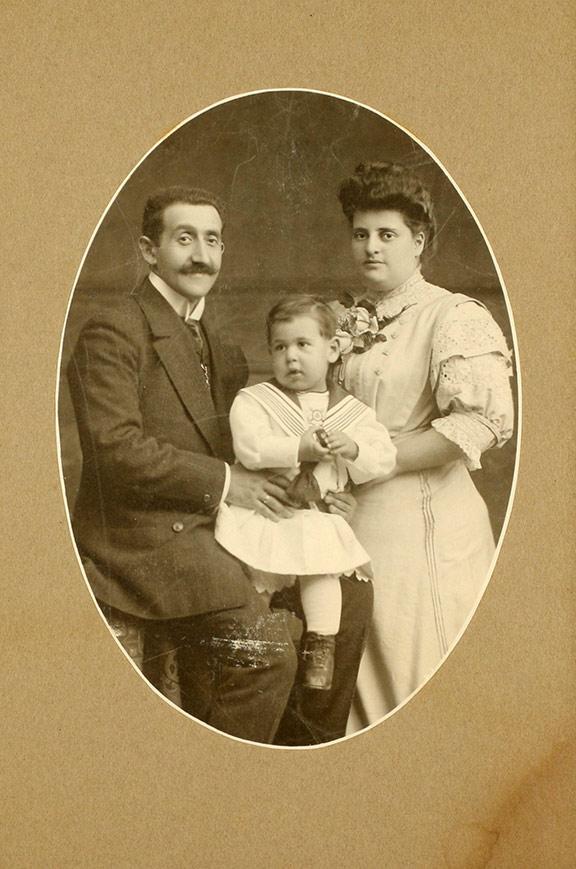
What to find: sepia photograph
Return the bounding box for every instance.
[4,1,575,863]
[57,89,518,748]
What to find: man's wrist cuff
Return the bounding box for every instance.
[219,462,231,506]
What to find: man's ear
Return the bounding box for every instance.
[138,235,157,266]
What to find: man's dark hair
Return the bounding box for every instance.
[141,186,226,244]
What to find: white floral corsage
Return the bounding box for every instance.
[329,295,389,355]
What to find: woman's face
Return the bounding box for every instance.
[351,209,425,294]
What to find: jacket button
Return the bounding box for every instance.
[172,521,184,532]
[203,494,211,503]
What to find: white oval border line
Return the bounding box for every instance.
[55,88,522,750]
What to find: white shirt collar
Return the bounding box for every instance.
[148,271,205,321]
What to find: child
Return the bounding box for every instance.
[216,295,396,690]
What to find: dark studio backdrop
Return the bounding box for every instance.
[58,90,518,539]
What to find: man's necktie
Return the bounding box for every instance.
[185,318,210,388]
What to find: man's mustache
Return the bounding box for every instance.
[179,263,218,276]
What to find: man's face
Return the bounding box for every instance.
[139,202,224,302]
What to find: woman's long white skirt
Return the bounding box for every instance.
[348,459,495,731]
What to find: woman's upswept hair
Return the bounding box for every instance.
[266,295,337,344]
[338,162,437,255]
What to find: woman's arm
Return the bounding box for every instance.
[428,301,514,470]
[393,428,464,474]
[387,301,514,477]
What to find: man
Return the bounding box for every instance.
[67,185,373,745]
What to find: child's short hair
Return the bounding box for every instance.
[266,295,337,344]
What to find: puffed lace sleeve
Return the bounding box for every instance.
[430,300,514,470]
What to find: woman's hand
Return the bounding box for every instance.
[324,490,357,523]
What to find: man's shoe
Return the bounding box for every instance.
[300,632,336,691]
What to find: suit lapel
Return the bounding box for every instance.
[134,280,221,452]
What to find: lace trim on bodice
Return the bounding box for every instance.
[353,268,446,321]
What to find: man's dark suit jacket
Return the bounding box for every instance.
[68,278,251,621]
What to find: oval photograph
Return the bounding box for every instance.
[57,89,519,747]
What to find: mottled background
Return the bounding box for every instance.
[59,90,517,539]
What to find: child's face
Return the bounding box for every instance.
[269,315,340,392]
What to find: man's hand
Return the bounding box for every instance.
[324,489,357,523]
[226,465,295,522]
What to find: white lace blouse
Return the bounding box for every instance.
[339,270,514,471]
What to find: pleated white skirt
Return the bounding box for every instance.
[216,503,370,591]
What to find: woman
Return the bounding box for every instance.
[331,162,514,729]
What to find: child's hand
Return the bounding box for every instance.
[298,428,331,462]
[324,429,359,461]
